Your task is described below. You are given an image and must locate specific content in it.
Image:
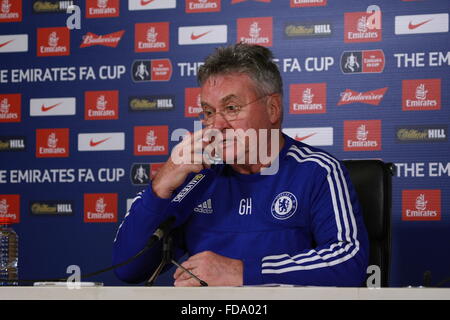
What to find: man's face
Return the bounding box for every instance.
[200,73,275,164]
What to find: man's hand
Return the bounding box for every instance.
[152,129,210,199]
[173,251,243,287]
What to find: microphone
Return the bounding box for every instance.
[145,216,176,248]
[144,166,222,286]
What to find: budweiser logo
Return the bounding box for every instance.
[80,30,124,48]
[338,87,388,106]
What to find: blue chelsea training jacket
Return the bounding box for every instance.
[112,134,369,286]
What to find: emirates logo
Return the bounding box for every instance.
[403,79,440,111]
[402,190,440,221]
[47,132,58,149]
[356,124,368,141]
[96,95,107,111]
[85,91,118,119]
[415,83,428,100]
[0,98,10,113]
[357,16,369,33]
[134,126,168,155]
[48,32,59,48]
[84,193,117,223]
[1,0,11,13]
[38,27,69,56]
[0,199,9,215]
[302,88,314,104]
[0,94,20,122]
[290,83,326,114]
[95,197,107,214]
[237,17,272,46]
[87,0,118,17]
[36,128,69,157]
[415,194,427,211]
[186,0,220,13]
[249,22,261,39]
[147,27,158,43]
[344,120,381,151]
[135,22,169,52]
[345,5,382,43]
[0,195,19,223]
[97,0,108,8]
[146,130,157,146]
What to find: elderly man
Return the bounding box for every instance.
[113,43,369,287]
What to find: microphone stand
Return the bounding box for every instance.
[145,233,208,287]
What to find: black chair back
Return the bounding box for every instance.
[343,160,393,287]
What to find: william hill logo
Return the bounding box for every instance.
[129,95,175,111]
[0,136,26,152]
[32,0,74,13]
[30,201,74,215]
[284,22,332,38]
[396,125,447,143]
[402,190,441,221]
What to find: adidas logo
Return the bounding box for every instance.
[194,199,213,214]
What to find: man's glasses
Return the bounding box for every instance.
[198,94,271,126]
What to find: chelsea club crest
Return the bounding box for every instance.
[271,191,298,220]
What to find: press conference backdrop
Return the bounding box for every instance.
[0,0,449,287]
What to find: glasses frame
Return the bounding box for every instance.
[198,93,273,126]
